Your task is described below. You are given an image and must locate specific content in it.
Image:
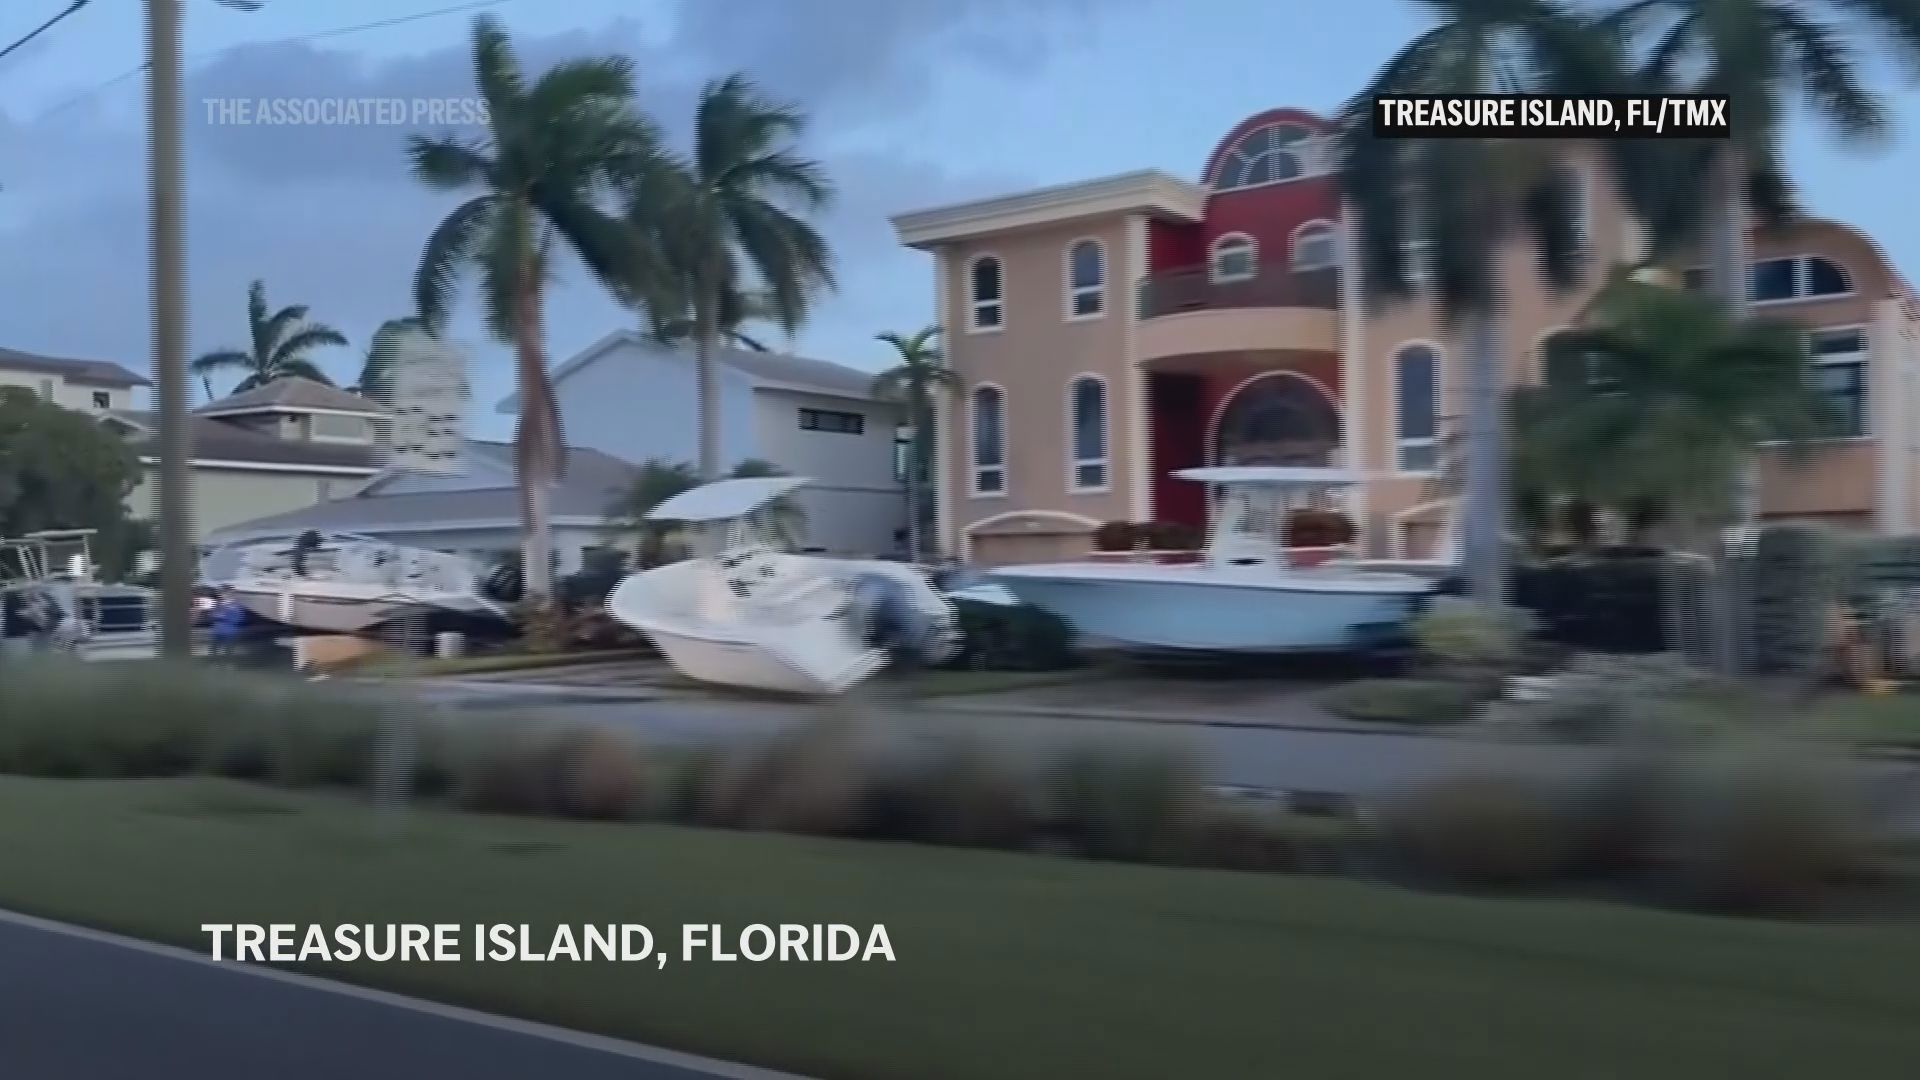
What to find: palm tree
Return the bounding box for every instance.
[651,288,779,352]
[1338,0,1600,604]
[870,326,958,562]
[1602,0,1920,312]
[409,14,662,601]
[628,74,836,480]
[605,457,807,564]
[190,279,348,396]
[1528,271,1832,543]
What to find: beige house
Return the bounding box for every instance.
[107,378,385,544]
[892,106,1920,565]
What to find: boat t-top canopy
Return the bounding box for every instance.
[1174,466,1365,488]
[647,476,811,522]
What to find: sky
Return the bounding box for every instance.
[2,0,1917,442]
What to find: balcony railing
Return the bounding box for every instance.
[1137,263,1338,319]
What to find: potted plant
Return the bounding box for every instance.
[1089,520,1138,561]
[1285,508,1356,566]
[1144,520,1203,563]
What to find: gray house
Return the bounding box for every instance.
[203,438,638,574]
[498,331,908,557]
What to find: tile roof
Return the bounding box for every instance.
[197,377,387,416]
[0,347,149,387]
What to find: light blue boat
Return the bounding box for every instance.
[991,467,1443,654]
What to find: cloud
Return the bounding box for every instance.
[0,1,1106,431]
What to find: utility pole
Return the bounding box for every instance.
[145,0,193,658]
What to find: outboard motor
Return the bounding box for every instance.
[848,570,956,666]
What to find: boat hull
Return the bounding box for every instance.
[992,567,1432,653]
[231,590,415,635]
[606,561,886,696]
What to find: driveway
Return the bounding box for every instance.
[0,913,795,1080]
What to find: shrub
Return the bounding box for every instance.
[1144,520,1203,551]
[1092,521,1137,552]
[1379,773,1574,890]
[1655,739,1880,914]
[546,726,650,821]
[1752,524,1844,679]
[1184,801,1311,874]
[1412,597,1535,676]
[700,721,872,837]
[865,739,1035,849]
[1285,508,1356,548]
[944,599,1077,671]
[512,599,572,654]
[452,724,564,816]
[1526,653,1718,743]
[1045,745,1204,863]
[1513,555,1669,654]
[1320,678,1485,725]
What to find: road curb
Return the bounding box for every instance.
[922,701,1460,738]
[0,907,811,1080]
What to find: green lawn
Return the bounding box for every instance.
[0,778,1917,1080]
[1816,691,1920,750]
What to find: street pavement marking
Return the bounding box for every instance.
[0,907,811,1080]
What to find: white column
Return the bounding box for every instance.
[932,253,956,557]
[1125,213,1153,522]
[1338,197,1371,553]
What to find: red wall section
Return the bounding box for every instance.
[1146,352,1343,528]
[1149,219,1204,275]
[1198,107,1333,185]
[1145,106,1342,276]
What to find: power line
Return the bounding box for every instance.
[35,0,520,121]
[0,0,90,64]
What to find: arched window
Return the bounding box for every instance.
[1212,123,1313,192]
[969,255,1003,331]
[1067,376,1109,491]
[970,383,1007,495]
[1393,344,1441,473]
[1212,373,1340,467]
[1210,233,1257,283]
[1807,256,1851,297]
[1291,221,1337,272]
[1065,239,1105,319]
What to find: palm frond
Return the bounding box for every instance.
[269,325,348,370]
[413,195,498,331]
[407,135,495,191]
[188,349,252,376]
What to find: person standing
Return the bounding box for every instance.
[208,588,249,662]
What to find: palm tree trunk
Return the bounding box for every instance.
[1710,152,1762,528]
[695,276,722,481]
[1463,312,1507,606]
[145,0,194,659]
[909,382,934,561]
[513,234,556,602]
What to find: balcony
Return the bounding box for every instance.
[1138,264,1338,320]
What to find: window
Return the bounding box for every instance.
[91,391,110,410]
[311,413,368,441]
[970,384,1006,495]
[1211,123,1315,192]
[1065,239,1104,319]
[799,407,865,435]
[969,255,1003,331]
[1290,221,1337,272]
[1394,344,1441,473]
[893,429,912,483]
[1067,376,1109,492]
[1807,328,1868,438]
[1400,182,1431,285]
[1210,234,1257,283]
[1751,255,1853,304]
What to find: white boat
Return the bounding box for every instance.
[990,467,1442,654]
[198,532,507,634]
[605,476,960,696]
[1,530,161,661]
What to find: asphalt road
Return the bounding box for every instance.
[0,916,785,1080]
